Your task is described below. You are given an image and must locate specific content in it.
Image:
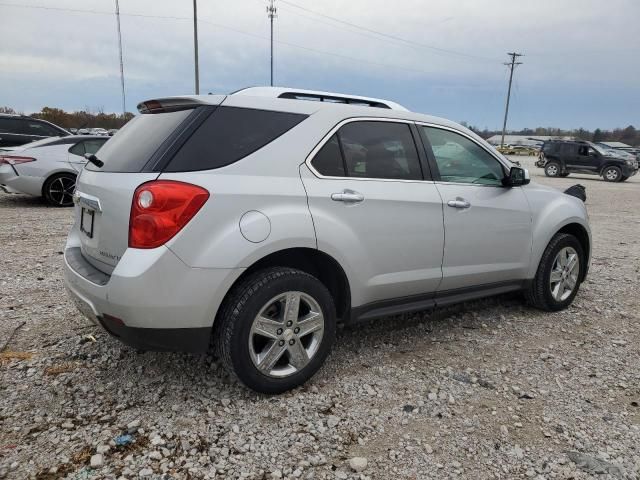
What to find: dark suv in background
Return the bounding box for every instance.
[539,140,638,182]
[0,114,70,148]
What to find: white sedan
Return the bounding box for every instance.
[0,136,107,206]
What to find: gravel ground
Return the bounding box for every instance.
[1,157,639,479]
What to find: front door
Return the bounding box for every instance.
[419,125,532,292]
[300,119,444,308]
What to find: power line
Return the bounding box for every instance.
[500,52,523,147]
[278,0,501,63]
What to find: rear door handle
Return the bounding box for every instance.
[331,190,364,203]
[447,198,471,209]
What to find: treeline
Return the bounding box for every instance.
[0,106,134,130]
[461,122,639,146]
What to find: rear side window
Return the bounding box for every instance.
[86,109,193,172]
[165,107,307,172]
[0,118,23,133]
[311,134,345,176]
[311,121,422,181]
[560,143,576,155]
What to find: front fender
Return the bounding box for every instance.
[525,185,591,279]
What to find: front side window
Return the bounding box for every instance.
[422,127,504,186]
[311,121,423,180]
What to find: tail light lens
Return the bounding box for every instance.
[0,155,36,165]
[129,180,209,249]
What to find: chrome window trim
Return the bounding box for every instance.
[304,117,434,184]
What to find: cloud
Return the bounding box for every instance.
[0,0,638,129]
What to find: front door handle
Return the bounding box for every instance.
[331,190,364,203]
[447,198,471,209]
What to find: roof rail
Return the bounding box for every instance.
[231,86,409,111]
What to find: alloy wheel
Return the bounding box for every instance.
[249,291,324,378]
[48,176,76,206]
[604,168,619,181]
[549,246,579,302]
[546,164,558,176]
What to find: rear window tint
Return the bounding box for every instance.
[86,109,193,172]
[311,134,345,176]
[164,107,307,172]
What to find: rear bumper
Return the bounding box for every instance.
[0,165,44,196]
[63,234,244,353]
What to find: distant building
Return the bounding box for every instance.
[486,135,574,147]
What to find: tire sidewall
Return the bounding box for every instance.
[228,271,336,394]
[540,236,584,310]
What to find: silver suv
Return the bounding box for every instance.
[64,87,591,393]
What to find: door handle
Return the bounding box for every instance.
[331,190,364,203]
[447,198,471,209]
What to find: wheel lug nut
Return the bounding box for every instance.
[286,321,293,327]
[289,339,295,345]
[277,328,283,335]
[279,340,285,346]
[294,327,300,334]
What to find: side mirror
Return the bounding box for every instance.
[502,166,530,187]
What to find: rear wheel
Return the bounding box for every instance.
[602,166,622,182]
[526,233,584,311]
[214,267,336,394]
[43,173,76,207]
[544,162,560,177]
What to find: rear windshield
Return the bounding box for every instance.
[164,107,307,172]
[85,109,193,172]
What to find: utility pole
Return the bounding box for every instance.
[501,52,523,147]
[193,0,200,94]
[114,0,126,115]
[267,0,277,86]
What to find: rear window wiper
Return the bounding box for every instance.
[84,153,104,168]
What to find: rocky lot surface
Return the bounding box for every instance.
[1,158,639,479]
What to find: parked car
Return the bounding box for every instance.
[69,128,78,134]
[539,140,638,182]
[0,114,70,148]
[0,135,107,206]
[63,87,591,393]
[108,129,119,136]
[89,128,109,136]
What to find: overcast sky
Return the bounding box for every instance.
[1,0,638,130]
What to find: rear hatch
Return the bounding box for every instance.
[74,97,224,274]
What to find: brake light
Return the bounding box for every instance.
[0,155,36,165]
[129,180,209,249]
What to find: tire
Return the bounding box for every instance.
[544,162,560,177]
[43,173,76,207]
[602,166,622,182]
[526,233,584,311]
[214,267,336,394]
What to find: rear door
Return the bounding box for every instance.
[419,125,532,291]
[300,119,444,307]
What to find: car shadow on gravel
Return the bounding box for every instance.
[84,292,539,400]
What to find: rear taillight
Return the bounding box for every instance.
[129,180,209,249]
[0,155,36,165]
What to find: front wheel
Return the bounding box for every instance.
[602,166,622,182]
[214,267,336,394]
[43,173,76,207]
[526,233,584,311]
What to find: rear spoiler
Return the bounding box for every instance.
[137,95,226,114]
